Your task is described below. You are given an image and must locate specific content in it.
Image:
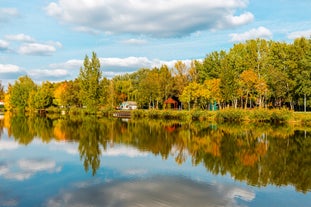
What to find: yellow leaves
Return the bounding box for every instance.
[54,82,67,106]
[240,69,258,88]
[204,78,222,102]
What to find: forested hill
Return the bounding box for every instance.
[1,37,311,112]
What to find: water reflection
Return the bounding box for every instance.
[1,113,311,193]
[46,176,255,207]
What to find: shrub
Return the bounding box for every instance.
[249,108,271,122]
[270,108,293,123]
[216,108,246,122]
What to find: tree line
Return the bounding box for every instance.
[1,37,311,113]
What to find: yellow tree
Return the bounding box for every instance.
[173,61,189,99]
[240,69,268,108]
[180,82,210,110]
[240,69,258,108]
[54,82,67,107]
[255,78,269,108]
[204,78,222,110]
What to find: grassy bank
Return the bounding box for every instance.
[129,108,311,124]
[29,106,311,125]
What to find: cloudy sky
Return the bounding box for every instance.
[1,0,311,86]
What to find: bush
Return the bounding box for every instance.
[270,108,293,123]
[249,108,272,122]
[216,108,246,122]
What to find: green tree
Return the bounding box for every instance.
[293,38,311,111]
[33,81,54,110]
[199,50,226,82]
[219,56,239,108]
[266,42,294,108]
[78,52,102,112]
[10,76,36,111]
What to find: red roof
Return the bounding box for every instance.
[164,98,177,104]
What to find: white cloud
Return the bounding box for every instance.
[100,57,152,68]
[0,64,22,73]
[5,33,35,42]
[45,0,253,37]
[49,59,83,69]
[28,69,69,81]
[225,12,254,27]
[18,43,58,56]
[0,39,9,50]
[229,26,272,42]
[287,29,311,39]
[47,57,194,80]
[121,38,147,45]
[0,8,19,23]
[0,64,25,80]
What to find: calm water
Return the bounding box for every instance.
[0,113,311,207]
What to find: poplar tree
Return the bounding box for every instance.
[78,52,102,113]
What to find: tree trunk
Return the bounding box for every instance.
[304,94,307,112]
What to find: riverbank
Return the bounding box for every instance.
[130,108,311,125]
[5,107,311,125]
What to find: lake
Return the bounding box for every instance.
[0,113,311,207]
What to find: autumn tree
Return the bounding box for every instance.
[239,69,260,108]
[204,78,222,109]
[172,61,189,100]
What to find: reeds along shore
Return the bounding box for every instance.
[129,108,311,124]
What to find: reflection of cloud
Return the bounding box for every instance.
[49,141,79,155]
[0,199,18,207]
[46,176,255,207]
[123,169,148,176]
[0,164,9,175]
[4,172,33,181]
[225,187,255,202]
[103,146,148,158]
[0,159,61,181]
[0,140,19,150]
[18,159,60,173]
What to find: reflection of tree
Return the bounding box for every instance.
[10,114,36,144]
[52,116,110,175]
[0,116,3,138]
[2,114,311,192]
[77,117,102,176]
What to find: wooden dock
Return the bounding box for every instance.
[112,111,131,118]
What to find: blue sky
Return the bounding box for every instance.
[1,0,311,87]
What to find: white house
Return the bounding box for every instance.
[119,101,137,110]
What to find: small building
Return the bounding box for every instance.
[164,98,178,109]
[119,101,138,110]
